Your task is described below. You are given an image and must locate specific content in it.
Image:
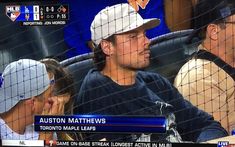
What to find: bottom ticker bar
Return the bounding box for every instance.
[43,140,217,147]
[0,140,221,147]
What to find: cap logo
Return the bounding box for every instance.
[220,6,231,18]
[128,0,150,11]
[19,95,25,99]
[0,75,4,88]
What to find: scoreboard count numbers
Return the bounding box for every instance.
[5,4,69,26]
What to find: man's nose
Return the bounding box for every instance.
[144,35,150,47]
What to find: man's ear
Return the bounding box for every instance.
[207,24,219,40]
[100,40,114,56]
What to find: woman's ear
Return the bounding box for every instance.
[100,40,114,56]
[25,98,35,112]
[26,98,34,105]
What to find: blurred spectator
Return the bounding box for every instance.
[174,0,235,132]
[165,0,198,31]
[0,59,74,140]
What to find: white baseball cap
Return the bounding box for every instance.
[0,59,51,113]
[90,3,160,45]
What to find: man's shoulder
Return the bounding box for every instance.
[181,58,210,71]
[178,58,224,75]
[84,68,100,78]
[83,68,104,85]
[174,57,230,87]
[81,68,116,92]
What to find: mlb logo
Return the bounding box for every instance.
[218,141,229,147]
[45,140,57,147]
[5,6,21,22]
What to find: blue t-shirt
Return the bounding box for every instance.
[60,0,170,57]
[75,69,228,142]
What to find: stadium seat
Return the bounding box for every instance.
[60,53,94,95]
[60,29,199,97]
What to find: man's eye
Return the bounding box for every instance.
[129,35,137,38]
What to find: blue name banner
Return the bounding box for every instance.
[34,115,166,133]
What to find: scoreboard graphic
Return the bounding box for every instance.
[5,5,69,26]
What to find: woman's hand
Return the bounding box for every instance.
[41,94,70,115]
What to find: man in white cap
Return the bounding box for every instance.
[0,59,69,140]
[76,3,228,142]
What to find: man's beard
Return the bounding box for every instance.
[120,59,150,71]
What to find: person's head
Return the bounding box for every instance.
[193,0,235,65]
[40,58,75,114]
[0,59,54,118]
[91,3,160,71]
